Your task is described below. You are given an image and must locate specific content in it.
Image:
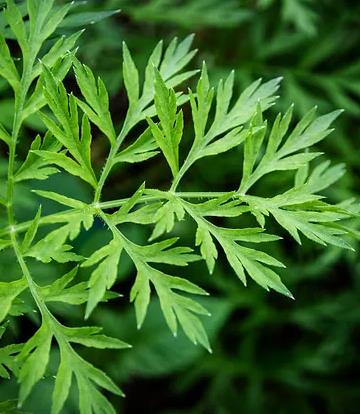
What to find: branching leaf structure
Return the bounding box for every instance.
[0,0,356,413]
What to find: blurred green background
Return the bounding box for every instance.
[1,1,360,413]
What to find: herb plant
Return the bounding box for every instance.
[0,1,355,413]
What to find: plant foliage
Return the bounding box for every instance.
[0,1,356,413]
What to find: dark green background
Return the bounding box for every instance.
[1,1,359,413]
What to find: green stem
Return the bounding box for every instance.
[170,146,198,192]
[179,197,213,228]
[98,209,138,262]
[7,143,16,225]
[7,78,31,225]
[5,27,55,327]
[11,227,89,387]
[6,35,38,225]
[176,191,231,199]
[94,116,134,203]
[11,230,67,339]
[10,231,44,312]
[0,191,235,237]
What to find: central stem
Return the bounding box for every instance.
[94,116,133,203]
[6,49,36,227]
[7,89,28,225]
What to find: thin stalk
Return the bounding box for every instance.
[176,191,231,199]
[98,209,139,263]
[94,116,134,202]
[10,231,44,312]
[11,228,92,404]
[6,26,54,328]
[0,191,233,237]
[6,72,32,225]
[170,145,199,192]
[11,230,67,340]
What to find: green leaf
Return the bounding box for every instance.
[73,58,116,145]
[102,212,211,351]
[31,150,94,186]
[111,183,145,220]
[133,237,199,267]
[147,69,184,176]
[32,31,82,81]
[0,340,23,380]
[32,190,87,209]
[195,222,218,273]
[18,322,52,404]
[51,345,72,414]
[199,126,253,158]
[0,239,12,252]
[159,35,197,82]
[0,13,356,413]
[0,121,11,146]
[21,206,41,253]
[122,42,140,109]
[131,262,211,351]
[53,354,123,414]
[239,106,343,193]
[62,325,130,350]
[0,32,19,91]
[75,362,123,413]
[60,9,121,28]
[195,70,281,148]
[239,160,352,248]
[114,128,159,164]
[191,193,247,217]
[170,65,281,190]
[39,267,88,305]
[181,199,292,298]
[27,0,70,45]
[23,53,75,120]
[82,238,123,318]
[149,196,185,240]
[121,36,197,126]
[113,202,162,226]
[189,63,214,144]
[3,0,28,59]
[0,278,27,323]
[271,208,352,249]
[217,229,291,296]
[130,268,151,329]
[26,212,93,263]
[15,133,61,182]
[41,66,97,187]
[16,316,126,414]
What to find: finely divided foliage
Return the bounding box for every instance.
[0,1,355,413]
